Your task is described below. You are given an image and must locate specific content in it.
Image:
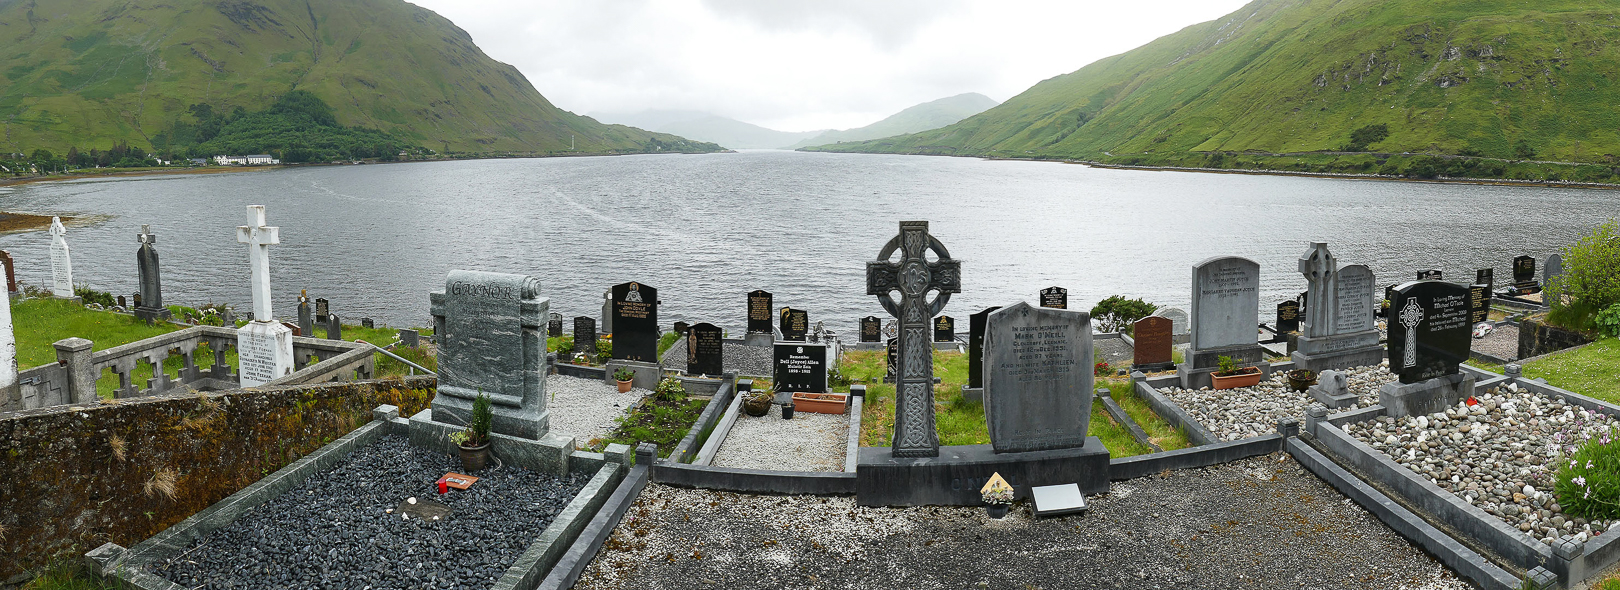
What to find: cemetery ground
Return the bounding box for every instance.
[1469,338,1620,404]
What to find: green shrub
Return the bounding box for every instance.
[1546,220,1620,331]
[655,377,687,402]
[1554,423,1620,520]
[1595,303,1620,338]
[469,392,492,445]
[72,284,115,307]
[1089,295,1157,334]
[547,335,573,354]
[1343,124,1389,152]
[657,331,681,357]
[596,338,613,363]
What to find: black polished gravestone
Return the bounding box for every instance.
[610,281,659,362]
[780,307,809,341]
[1469,284,1492,324]
[315,298,330,323]
[747,290,773,334]
[967,306,1001,389]
[1513,255,1539,290]
[884,337,898,383]
[686,322,724,376]
[548,313,563,338]
[1275,300,1300,334]
[1040,286,1068,309]
[774,342,828,393]
[1417,269,1443,281]
[1388,281,1472,384]
[860,316,882,342]
[361,318,374,329]
[934,316,955,342]
[672,321,689,335]
[573,316,597,355]
[1477,268,1494,293]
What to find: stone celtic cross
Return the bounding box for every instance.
[1399,297,1423,369]
[867,221,960,457]
[1298,242,1336,338]
[236,205,280,322]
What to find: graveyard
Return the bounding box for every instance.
[1,213,1618,590]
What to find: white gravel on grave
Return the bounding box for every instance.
[1161,362,1398,441]
[711,410,849,472]
[544,374,645,448]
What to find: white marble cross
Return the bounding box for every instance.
[236,206,280,322]
[48,217,73,297]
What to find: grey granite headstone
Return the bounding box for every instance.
[297,291,313,337]
[982,302,1092,454]
[327,314,343,341]
[600,290,613,335]
[1185,256,1263,369]
[399,329,419,348]
[1292,243,1382,371]
[1544,253,1564,287]
[429,270,549,439]
[134,225,172,323]
[1155,307,1189,344]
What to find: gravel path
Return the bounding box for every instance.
[150,435,588,589]
[1471,323,1520,360]
[660,339,773,377]
[545,374,645,448]
[575,455,1467,590]
[1345,385,1620,545]
[1162,363,1397,441]
[711,411,848,472]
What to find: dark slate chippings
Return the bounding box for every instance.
[150,435,587,589]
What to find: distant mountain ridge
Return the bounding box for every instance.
[789,93,998,149]
[0,0,719,155]
[591,110,825,149]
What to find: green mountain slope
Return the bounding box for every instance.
[789,93,998,149]
[0,0,718,155]
[808,0,1620,168]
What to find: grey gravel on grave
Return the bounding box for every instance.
[711,411,848,472]
[545,374,645,448]
[1162,363,1397,441]
[1345,384,1620,546]
[660,339,773,377]
[150,435,588,590]
[1470,323,1520,360]
[574,455,1468,590]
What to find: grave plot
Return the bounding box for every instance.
[1161,363,1397,441]
[544,374,646,448]
[658,337,772,377]
[1470,323,1520,361]
[710,411,850,472]
[148,435,589,590]
[1344,384,1620,546]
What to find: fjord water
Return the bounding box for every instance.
[0,150,1610,332]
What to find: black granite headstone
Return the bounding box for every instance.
[672,321,689,335]
[573,316,597,355]
[361,318,374,329]
[884,337,898,384]
[327,314,343,341]
[687,322,724,376]
[1417,269,1443,281]
[780,307,808,341]
[968,306,1001,389]
[117,295,127,308]
[1275,300,1300,334]
[747,290,773,334]
[1513,255,1536,285]
[1388,281,1471,384]
[610,281,659,362]
[1469,284,1491,324]
[860,316,881,342]
[548,312,563,337]
[315,298,329,323]
[1476,268,1494,292]
[1039,286,1067,309]
[933,316,955,342]
[774,342,827,393]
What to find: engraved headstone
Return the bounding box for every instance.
[116,295,126,309]
[399,329,419,348]
[933,316,955,342]
[1039,286,1068,309]
[967,306,1001,389]
[687,322,723,376]
[297,290,313,337]
[1513,255,1539,292]
[983,302,1092,453]
[884,337,898,384]
[860,316,881,343]
[361,318,374,329]
[1154,307,1189,344]
[1544,253,1564,287]
[672,321,689,335]
[1417,269,1442,281]
[221,307,235,326]
[747,290,773,334]
[429,270,550,439]
[48,217,73,297]
[573,316,597,355]
[1131,315,1173,372]
[234,206,293,387]
[547,312,563,337]
[780,307,808,341]
[774,342,828,393]
[326,314,343,341]
[134,224,172,322]
[866,221,960,457]
[1476,268,1494,293]
[0,250,16,296]
[610,281,659,362]
[601,290,613,335]
[1275,300,1300,334]
[315,298,329,323]
[1292,243,1382,371]
[1388,281,1471,384]
[1469,284,1491,324]
[1185,256,1263,370]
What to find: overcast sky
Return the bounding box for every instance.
[408,0,1254,132]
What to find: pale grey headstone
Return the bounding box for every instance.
[1190,256,1260,351]
[1544,253,1563,287]
[1333,264,1376,334]
[982,302,1092,453]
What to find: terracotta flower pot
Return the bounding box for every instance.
[616,379,633,393]
[1211,367,1263,390]
[790,392,849,414]
[459,442,490,471]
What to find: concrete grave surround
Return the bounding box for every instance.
[134,225,172,322]
[982,302,1093,453]
[430,269,550,439]
[1180,256,1265,389]
[48,216,73,297]
[234,206,293,386]
[867,220,961,458]
[1291,243,1382,371]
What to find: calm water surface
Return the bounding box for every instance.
[0,150,1612,333]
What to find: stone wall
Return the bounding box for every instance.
[1517,317,1594,360]
[0,376,437,582]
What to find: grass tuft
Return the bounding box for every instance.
[143,467,178,500]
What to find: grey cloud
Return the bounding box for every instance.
[699,0,967,49]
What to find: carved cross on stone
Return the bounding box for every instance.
[1298,242,1337,338]
[1399,298,1424,369]
[236,205,280,322]
[867,221,961,457]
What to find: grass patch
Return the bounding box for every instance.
[592,392,706,458]
[1519,338,1620,404]
[13,298,184,369]
[20,560,115,590]
[1098,377,1191,451]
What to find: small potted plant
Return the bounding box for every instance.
[781,402,795,419]
[982,483,1013,519]
[1210,355,1262,390]
[449,392,493,471]
[613,367,635,393]
[743,388,774,417]
[1286,369,1317,392]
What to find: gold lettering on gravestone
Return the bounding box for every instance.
[999,325,1076,384]
[749,295,770,321]
[616,282,651,319]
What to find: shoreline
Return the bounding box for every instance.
[0,165,272,189]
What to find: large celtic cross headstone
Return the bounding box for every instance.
[867,221,960,458]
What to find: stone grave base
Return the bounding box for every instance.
[1379,373,1475,418]
[407,408,573,475]
[432,386,550,441]
[1177,360,1273,390]
[849,341,885,351]
[603,359,659,390]
[1308,382,1359,409]
[1186,344,1267,370]
[961,385,982,403]
[1130,362,1174,374]
[743,332,774,348]
[1290,330,1382,372]
[854,437,1110,506]
[133,305,172,323]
